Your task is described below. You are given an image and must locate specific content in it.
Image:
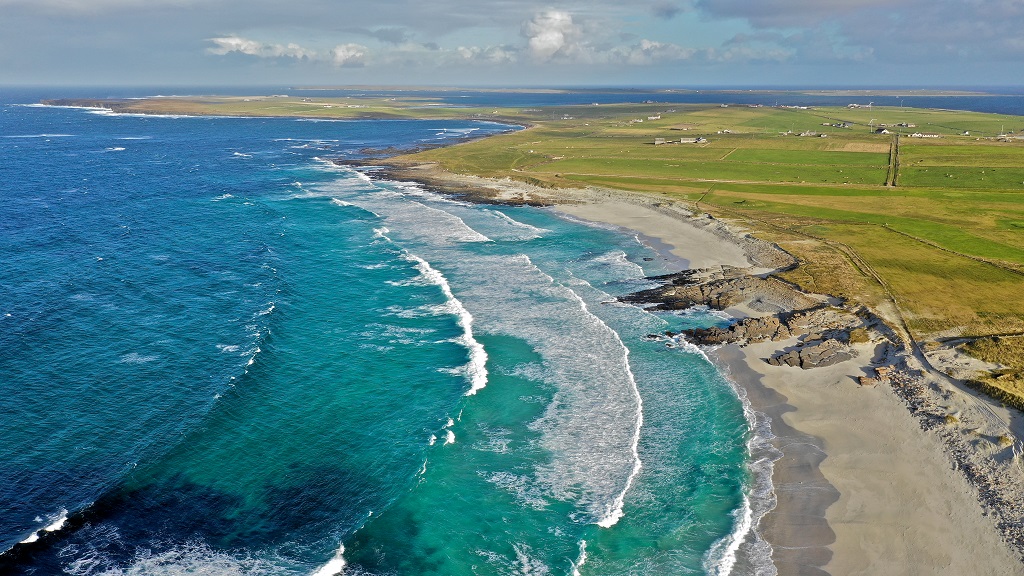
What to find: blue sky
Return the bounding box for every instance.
[2,0,1023,87]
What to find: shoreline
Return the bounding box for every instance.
[556,198,1024,575]
[346,160,1024,574]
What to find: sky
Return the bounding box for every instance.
[2,0,1023,87]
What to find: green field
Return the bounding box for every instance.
[101,95,1024,404]
[401,102,1024,398]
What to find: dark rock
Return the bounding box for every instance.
[766,339,855,369]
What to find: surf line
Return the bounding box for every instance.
[403,252,489,395]
[532,260,644,529]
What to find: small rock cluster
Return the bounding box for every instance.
[767,338,855,369]
[624,268,819,313]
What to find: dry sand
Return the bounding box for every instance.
[555,201,752,270]
[552,198,1024,575]
[717,342,1022,575]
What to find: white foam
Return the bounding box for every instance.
[704,496,754,576]
[703,359,782,576]
[570,540,588,576]
[325,172,644,525]
[485,209,549,240]
[232,152,252,158]
[574,287,643,529]
[405,254,489,395]
[19,508,68,544]
[216,344,241,353]
[483,472,547,510]
[662,333,716,362]
[311,544,346,576]
[87,542,276,576]
[213,193,234,201]
[428,434,437,446]
[444,430,456,445]
[3,133,75,138]
[513,544,550,575]
[104,147,126,152]
[245,347,261,367]
[330,198,353,207]
[120,352,158,364]
[592,250,645,278]
[328,178,492,245]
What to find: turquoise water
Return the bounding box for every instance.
[1,96,757,575]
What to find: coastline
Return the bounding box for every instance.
[556,197,1024,575]
[347,160,1024,574]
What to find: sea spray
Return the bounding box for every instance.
[311,544,346,576]
[404,254,489,395]
[704,347,781,576]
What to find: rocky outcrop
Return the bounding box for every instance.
[624,268,821,313]
[633,266,871,370]
[767,339,856,369]
[684,305,861,347]
[685,314,794,345]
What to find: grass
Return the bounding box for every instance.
[961,336,1024,404]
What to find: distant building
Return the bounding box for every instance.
[654,138,668,145]
[874,128,891,134]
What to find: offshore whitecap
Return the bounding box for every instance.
[0,96,759,575]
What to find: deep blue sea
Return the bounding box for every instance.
[0,89,781,575]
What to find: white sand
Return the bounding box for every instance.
[721,341,1023,575]
[555,201,752,270]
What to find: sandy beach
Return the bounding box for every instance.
[552,198,1024,575]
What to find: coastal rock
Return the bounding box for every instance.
[685,315,793,345]
[624,269,821,313]
[767,339,856,369]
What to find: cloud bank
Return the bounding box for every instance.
[4,0,1023,85]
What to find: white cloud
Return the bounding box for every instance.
[331,43,367,67]
[619,39,696,65]
[206,36,368,67]
[521,10,584,62]
[456,45,519,64]
[207,36,315,59]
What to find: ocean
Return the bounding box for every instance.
[0,91,770,575]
